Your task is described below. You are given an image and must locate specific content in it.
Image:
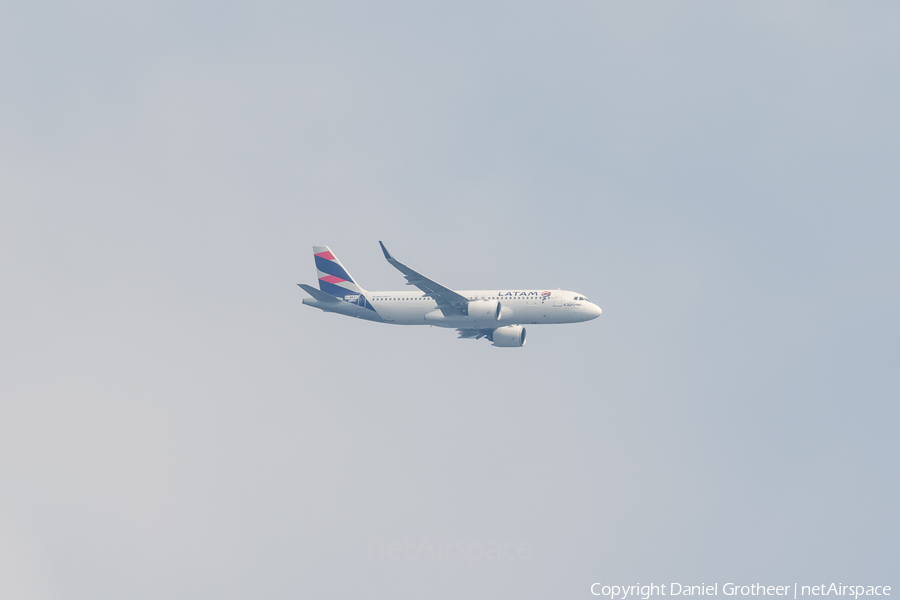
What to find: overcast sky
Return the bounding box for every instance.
[1,2,898,598]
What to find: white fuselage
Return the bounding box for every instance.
[302,288,602,328]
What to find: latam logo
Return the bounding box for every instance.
[498,291,551,297]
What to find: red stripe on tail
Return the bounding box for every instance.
[319,275,346,284]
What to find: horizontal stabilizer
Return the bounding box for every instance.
[298,283,341,303]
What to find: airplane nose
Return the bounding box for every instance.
[589,303,602,319]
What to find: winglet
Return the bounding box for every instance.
[378,241,393,261]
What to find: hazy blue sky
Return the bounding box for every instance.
[1,2,898,598]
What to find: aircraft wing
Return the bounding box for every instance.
[379,241,469,316]
[457,328,494,340]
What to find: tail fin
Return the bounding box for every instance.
[313,246,366,297]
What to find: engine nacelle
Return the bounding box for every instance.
[492,325,526,347]
[466,300,501,321]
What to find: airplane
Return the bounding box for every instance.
[298,242,601,347]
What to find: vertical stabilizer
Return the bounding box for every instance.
[313,246,366,297]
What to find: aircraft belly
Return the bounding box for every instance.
[358,308,385,323]
[423,310,495,329]
[377,305,397,323]
[374,304,433,325]
[395,307,431,325]
[543,307,582,324]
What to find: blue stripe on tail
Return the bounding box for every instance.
[314,256,354,282]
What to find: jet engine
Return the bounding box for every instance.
[492,325,526,347]
[466,300,501,321]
